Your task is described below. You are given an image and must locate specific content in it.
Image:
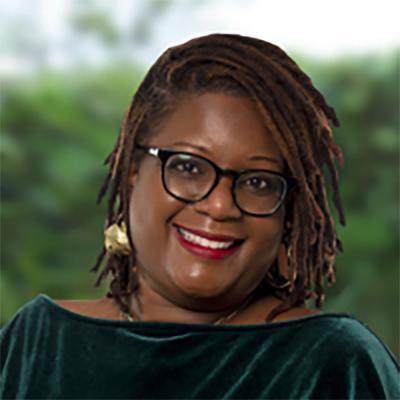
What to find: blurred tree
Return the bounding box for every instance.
[296,52,399,357]
[1,64,143,311]
[70,8,121,45]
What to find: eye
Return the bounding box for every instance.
[167,156,204,176]
[245,176,269,190]
[238,173,283,195]
[175,161,200,174]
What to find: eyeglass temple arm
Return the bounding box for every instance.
[136,144,159,157]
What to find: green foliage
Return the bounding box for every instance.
[70,10,121,44]
[1,64,142,309]
[1,53,398,358]
[297,52,399,357]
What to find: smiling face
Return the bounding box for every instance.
[129,93,286,312]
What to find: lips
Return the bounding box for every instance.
[173,224,243,242]
[174,226,244,260]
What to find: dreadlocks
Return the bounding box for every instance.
[90,33,346,321]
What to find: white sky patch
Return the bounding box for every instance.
[1,0,398,75]
[153,0,399,60]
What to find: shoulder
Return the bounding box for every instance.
[1,295,45,335]
[301,315,400,398]
[1,294,120,343]
[54,297,121,320]
[267,311,399,398]
[1,295,49,362]
[1,295,121,369]
[241,294,320,324]
[318,315,397,360]
[250,297,399,377]
[282,310,397,364]
[274,305,320,321]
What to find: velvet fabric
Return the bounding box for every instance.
[1,294,399,399]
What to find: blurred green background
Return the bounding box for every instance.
[1,1,399,359]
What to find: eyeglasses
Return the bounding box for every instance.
[136,144,296,217]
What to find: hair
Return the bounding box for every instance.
[90,33,346,321]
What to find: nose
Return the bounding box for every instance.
[192,176,242,220]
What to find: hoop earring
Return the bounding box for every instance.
[104,222,132,255]
[265,243,291,289]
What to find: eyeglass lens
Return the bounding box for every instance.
[164,153,286,215]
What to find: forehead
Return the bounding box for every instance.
[150,93,284,169]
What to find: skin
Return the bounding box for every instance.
[56,93,318,324]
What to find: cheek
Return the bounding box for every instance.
[248,211,285,265]
[229,212,284,294]
[128,170,180,261]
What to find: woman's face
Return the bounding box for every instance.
[129,93,286,311]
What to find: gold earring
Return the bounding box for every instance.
[104,222,132,255]
[265,243,291,289]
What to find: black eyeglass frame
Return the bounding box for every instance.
[136,144,297,217]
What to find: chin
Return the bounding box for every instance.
[167,264,233,301]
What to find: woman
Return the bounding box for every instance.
[1,33,399,399]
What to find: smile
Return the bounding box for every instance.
[178,226,234,248]
[174,225,244,260]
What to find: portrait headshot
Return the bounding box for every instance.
[1,1,399,399]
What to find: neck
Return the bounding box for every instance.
[124,277,254,325]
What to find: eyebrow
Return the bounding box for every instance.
[170,141,282,166]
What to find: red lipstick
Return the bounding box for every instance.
[174,226,244,260]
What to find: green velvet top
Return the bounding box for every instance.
[1,294,399,399]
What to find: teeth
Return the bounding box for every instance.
[178,227,235,249]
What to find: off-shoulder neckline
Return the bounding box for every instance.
[36,293,357,332]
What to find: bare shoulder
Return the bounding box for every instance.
[238,295,321,325]
[54,297,121,320]
[275,305,321,321]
